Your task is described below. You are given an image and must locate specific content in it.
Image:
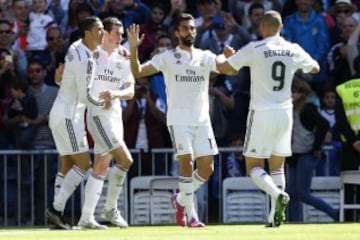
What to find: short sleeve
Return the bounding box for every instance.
[150,51,167,72]
[293,44,319,73]
[227,42,253,70]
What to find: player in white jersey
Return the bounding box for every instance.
[77,17,134,229]
[46,16,105,230]
[128,13,234,227]
[217,10,320,227]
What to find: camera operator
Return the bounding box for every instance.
[122,77,168,178]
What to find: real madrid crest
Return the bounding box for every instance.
[116,62,122,69]
[174,52,181,59]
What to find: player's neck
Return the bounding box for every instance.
[178,44,193,53]
[101,42,116,55]
[82,38,98,51]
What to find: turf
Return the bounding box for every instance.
[0,223,358,240]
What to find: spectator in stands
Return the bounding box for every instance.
[327,15,357,86]
[335,55,360,221]
[0,19,28,82]
[138,2,167,62]
[26,60,58,225]
[196,12,251,54]
[282,0,330,97]
[60,0,86,44]
[209,73,234,146]
[328,0,358,46]
[68,3,95,45]
[228,0,283,26]
[163,0,187,28]
[247,2,265,40]
[11,0,30,50]
[346,13,360,76]
[317,86,340,176]
[194,0,220,28]
[34,26,67,86]
[26,0,57,58]
[0,48,16,149]
[286,77,338,222]
[48,0,66,27]
[2,78,37,149]
[0,0,13,20]
[98,0,151,29]
[26,60,58,153]
[123,76,168,177]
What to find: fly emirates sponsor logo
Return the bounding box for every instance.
[97,68,121,83]
[175,69,205,83]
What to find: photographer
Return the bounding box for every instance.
[122,77,168,178]
[0,19,28,81]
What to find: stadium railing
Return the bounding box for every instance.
[0,146,339,227]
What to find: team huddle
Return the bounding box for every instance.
[46,11,319,230]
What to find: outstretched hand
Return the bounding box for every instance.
[127,24,145,49]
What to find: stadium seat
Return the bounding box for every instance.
[339,171,360,222]
[149,177,178,224]
[302,176,340,223]
[222,177,269,223]
[130,176,176,225]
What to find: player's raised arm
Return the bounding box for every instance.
[127,24,158,78]
[216,57,238,76]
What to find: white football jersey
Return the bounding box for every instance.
[88,47,134,115]
[53,39,94,117]
[228,36,318,110]
[150,46,217,126]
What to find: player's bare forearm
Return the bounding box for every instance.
[216,58,237,76]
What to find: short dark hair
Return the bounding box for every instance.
[174,13,194,30]
[196,0,217,5]
[76,3,94,16]
[248,3,264,16]
[28,59,45,70]
[156,34,171,44]
[10,78,28,92]
[78,16,101,38]
[102,17,123,33]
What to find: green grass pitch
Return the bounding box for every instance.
[0,223,359,240]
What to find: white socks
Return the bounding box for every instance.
[80,174,105,221]
[249,167,282,199]
[192,170,206,192]
[54,172,64,197]
[53,166,85,212]
[268,168,285,223]
[178,176,198,221]
[104,165,127,211]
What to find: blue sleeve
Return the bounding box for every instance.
[123,0,151,29]
[313,17,329,61]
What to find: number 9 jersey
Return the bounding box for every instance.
[227,36,319,111]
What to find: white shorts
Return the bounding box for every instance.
[49,102,89,155]
[86,107,125,155]
[243,108,292,158]
[168,125,218,159]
